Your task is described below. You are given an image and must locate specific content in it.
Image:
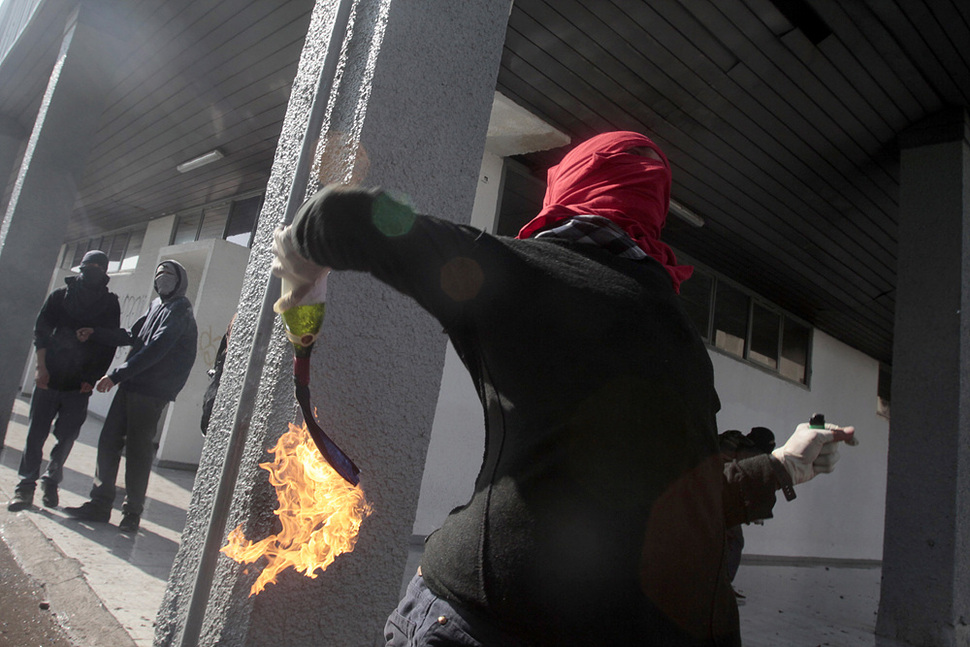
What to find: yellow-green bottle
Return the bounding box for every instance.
[276,276,328,359]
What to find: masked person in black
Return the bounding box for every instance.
[7,251,121,512]
[66,261,197,533]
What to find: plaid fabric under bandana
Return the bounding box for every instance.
[533,215,649,260]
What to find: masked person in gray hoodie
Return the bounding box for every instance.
[66,260,197,533]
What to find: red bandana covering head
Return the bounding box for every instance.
[516,131,693,292]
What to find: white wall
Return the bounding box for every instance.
[714,330,889,561]
[154,238,248,466]
[413,319,889,561]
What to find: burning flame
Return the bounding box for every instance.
[221,421,373,595]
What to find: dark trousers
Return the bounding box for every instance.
[17,387,89,492]
[89,388,167,517]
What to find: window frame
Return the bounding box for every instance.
[681,261,814,387]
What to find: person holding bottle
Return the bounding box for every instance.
[271,132,856,646]
[7,251,120,512]
[66,260,197,533]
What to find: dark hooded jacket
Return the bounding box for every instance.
[92,261,197,401]
[35,274,120,391]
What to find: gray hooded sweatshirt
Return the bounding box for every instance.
[95,260,198,401]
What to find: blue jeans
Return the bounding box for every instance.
[17,387,89,491]
[384,572,533,647]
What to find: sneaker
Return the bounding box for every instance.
[41,481,58,508]
[7,490,34,512]
[118,513,140,533]
[64,501,110,523]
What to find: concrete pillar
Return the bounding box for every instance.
[876,108,970,647]
[154,1,510,645]
[0,1,127,452]
[0,117,25,216]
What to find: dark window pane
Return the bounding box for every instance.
[61,243,76,269]
[225,195,261,247]
[71,244,87,269]
[106,232,129,272]
[496,160,545,237]
[679,269,713,339]
[749,303,780,369]
[121,228,144,271]
[780,317,810,383]
[713,282,748,357]
[199,203,231,241]
[173,212,201,245]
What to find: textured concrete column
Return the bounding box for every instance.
[0,117,25,216]
[155,1,509,645]
[876,108,970,647]
[0,1,126,452]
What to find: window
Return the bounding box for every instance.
[61,226,147,272]
[121,228,144,271]
[780,316,810,383]
[713,282,749,358]
[749,303,781,370]
[680,266,812,385]
[224,195,262,247]
[171,193,263,247]
[105,231,129,272]
[198,203,231,241]
[680,268,713,339]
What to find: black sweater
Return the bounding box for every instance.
[293,187,779,646]
[34,276,120,391]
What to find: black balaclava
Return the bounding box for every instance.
[154,260,189,301]
[77,250,109,289]
[70,250,110,308]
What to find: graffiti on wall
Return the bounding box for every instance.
[197,323,225,368]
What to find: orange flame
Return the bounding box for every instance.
[221,421,373,595]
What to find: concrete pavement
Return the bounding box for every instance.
[2,393,905,646]
[1,395,193,646]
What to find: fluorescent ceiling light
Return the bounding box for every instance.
[669,199,705,227]
[176,149,223,173]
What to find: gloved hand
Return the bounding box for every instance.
[771,422,856,485]
[272,225,330,313]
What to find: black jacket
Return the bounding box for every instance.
[292,187,783,646]
[35,275,120,392]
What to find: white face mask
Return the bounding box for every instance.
[154,268,179,298]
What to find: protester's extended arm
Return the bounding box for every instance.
[274,185,490,326]
[772,422,856,485]
[722,422,856,527]
[86,322,138,347]
[80,299,121,386]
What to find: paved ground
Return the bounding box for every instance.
[0,531,75,647]
[1,394,911,647]
[1,396,194,646]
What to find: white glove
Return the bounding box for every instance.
[771,422,857,485]
[271,225,330,313]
